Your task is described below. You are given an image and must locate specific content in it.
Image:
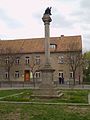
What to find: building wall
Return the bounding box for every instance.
[0,51,83,84]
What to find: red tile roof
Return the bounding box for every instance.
[0,35,82,54]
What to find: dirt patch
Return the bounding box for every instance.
[0,112,20,120]
[66,106,90,115]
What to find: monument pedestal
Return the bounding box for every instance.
[33,64,60,98]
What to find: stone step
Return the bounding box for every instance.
[32,88,63,98]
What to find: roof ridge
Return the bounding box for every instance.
[0,35,81,42]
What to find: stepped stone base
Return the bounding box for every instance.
[32,88,62,98]
[32,83,62,98]
[32,63,63,98]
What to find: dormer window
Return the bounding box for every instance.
[50,44,56,49]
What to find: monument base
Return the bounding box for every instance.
[32,88,62,98]
[32,64,62,98]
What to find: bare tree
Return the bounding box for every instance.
[66,42,83,85]
[0,48,20,81]
[0,40,25,81]
[30,54,40,87]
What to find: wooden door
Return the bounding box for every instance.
[24,70,30,81]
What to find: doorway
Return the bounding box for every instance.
[59,72,63,78]
[59,72,64,84]
[24,70,30,81]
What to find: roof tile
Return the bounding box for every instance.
[0,35,82,54]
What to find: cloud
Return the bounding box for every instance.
[70,0,90,43]
[0,8,23,29]
[75,12,90,24]
[81,24,90,31]
[55,0,78,3]
[0,0,89,50]
[80,0,90,24]
[34,8,75,32]
[69,0,90,31]
[52,13,74,28]
[45,6,74,29]
[80,0,90,8]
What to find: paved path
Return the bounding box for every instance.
[0,100,89,106]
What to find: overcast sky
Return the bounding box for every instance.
[0,0,90,51]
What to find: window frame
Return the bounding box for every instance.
[5,72,9,79]
[35,56,40,65]
[70,72,73,79]
[50,44,56,49]
[58,56,64,64]
[5,57,9,64]
[25,56,30,65]
[15,57,20,65]
[15,71,19,78]
[59,71,63,78]
[35,72,40,78]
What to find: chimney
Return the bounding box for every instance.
[61,35,64,40]
[61,35,64,37]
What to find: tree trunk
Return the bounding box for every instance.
[8,67,10,81]
[73,71,75,85]
[33,74,35,87]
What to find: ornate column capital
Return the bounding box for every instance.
[42,14,52,24]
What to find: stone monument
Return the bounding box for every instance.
[33,7,60,97]
[40,7,55,89]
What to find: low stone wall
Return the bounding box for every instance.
[0,81,39,88]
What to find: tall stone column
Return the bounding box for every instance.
[40,13,55,87]
[33,8,60,97]
[42,14,51,66]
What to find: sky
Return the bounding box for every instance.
[0,0,90,51]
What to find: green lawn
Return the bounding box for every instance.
[0,89,89,104]
[0,103,90,120]
[0,89,90,120]
[0,89,27,97]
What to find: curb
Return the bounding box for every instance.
[0,101,89,106]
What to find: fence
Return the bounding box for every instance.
[0,81,90,89]
[0,81,40,88]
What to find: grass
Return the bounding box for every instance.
[56,89,89,103]
[0,89,90,119]
[0,89,28,97]
[0,103,90,120]
[0,89,89,104]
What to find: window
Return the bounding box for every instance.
[59,72,63,78]
[15,57,20,64]
[5,72,9,79]
[5,58,9,64]
[70,72,73,78]
[58,56,64,64]
[59,71,64,84]
[15,71,19,78]
[70,56,74,63]
[35,56,40,65]
[50,44,56,49]
[25,57,30,65]
[35,72,40,78]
